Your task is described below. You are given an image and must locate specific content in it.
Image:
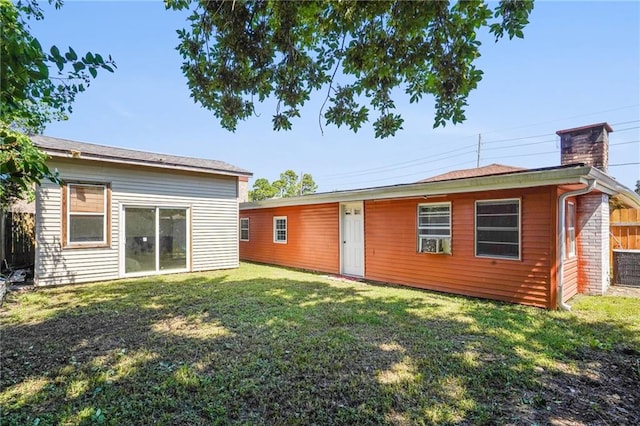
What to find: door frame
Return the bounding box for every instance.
[339,201,365,277]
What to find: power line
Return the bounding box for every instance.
[315,115,639,185]
[477,105,640,136]
[610,140,639,146]
[334,160,478,188]
[318,145,477,180]
[482,138,557,152]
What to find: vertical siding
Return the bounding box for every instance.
[36,159,239,286]
[240,203,340,274]
[610,208,640,251]
[364,187,556,308]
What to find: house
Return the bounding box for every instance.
[239,123,640,309]
[31,135,252,286]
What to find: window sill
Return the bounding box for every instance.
[63,243,111,250]
[475,254,521,261]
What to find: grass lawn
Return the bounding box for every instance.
[1,262,639,425]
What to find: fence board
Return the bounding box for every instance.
[610,208,640,284]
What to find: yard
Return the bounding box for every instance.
[1,263,638,425]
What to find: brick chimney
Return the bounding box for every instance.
[556,122,612,172]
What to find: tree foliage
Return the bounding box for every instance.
[635,180,640,196]
[0,0,116,209]
[249,170,318,201]
[167,0,533,138]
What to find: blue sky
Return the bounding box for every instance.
[33,1,639,192]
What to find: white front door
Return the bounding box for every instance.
[341,202,364,277]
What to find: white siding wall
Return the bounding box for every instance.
[35,159,239,286]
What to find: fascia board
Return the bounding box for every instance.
[241,166,595,210]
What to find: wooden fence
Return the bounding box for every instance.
[610,208,640,251]
[610,208,640,285]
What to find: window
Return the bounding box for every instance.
[64,183,110,246]
[475,199,520,259]
[566,202,576,258]
[273,216,287,243]
[417,203,451,254]
[240,218,250,241]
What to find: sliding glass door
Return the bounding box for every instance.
[124,207,188,274]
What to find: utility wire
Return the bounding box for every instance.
[316,118,639,184]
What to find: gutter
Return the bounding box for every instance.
[557,179,596,310]
[242,165,594,209]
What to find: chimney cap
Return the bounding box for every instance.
[556,122,613,136]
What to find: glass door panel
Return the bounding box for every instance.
[125,208,157,273]
[159,208,187,270]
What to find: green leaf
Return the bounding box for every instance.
[65,47,77,61]
[50,45,61,59]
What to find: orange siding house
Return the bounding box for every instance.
[241,203,340,274]
[240,124,640,309]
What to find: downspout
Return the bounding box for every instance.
[557,179,596,310]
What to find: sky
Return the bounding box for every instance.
[31,1,639,192]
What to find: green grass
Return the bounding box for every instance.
[1,262,639,425]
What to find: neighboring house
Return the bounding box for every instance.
[240,123,640,309]
[32,136,252,286]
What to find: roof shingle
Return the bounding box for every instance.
[418,163,526,183]
[31,135,251,177]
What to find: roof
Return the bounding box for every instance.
[241,163,640,210]
[419,163,526,183]
[32,135,252,178]
[556,122,613,135]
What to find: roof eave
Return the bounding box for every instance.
[44,149,253,178]
[588,168,640,209]
[241,166,598,209]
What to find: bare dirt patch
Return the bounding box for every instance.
[607,285,640,298]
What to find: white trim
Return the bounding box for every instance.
[273,216,287,244]
[474,198,521,261]
[242,166,640,211]
[417,202,452,254]
[239,217,250,241]
[566,202,576,259]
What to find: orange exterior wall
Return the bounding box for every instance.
[364,187,558,309]
[240,203,340,274]
[240,186,560,309]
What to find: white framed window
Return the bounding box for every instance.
[417,203,451,254]
[65,183,109,246]
[273,216,287,243]
[475,199,520,260]
[566,202,576,258]
[240,218,250,241]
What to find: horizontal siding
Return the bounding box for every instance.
[36,159,239,286]
[364,187,556,308]
[240,203,340,274]
[563,257,578,301]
